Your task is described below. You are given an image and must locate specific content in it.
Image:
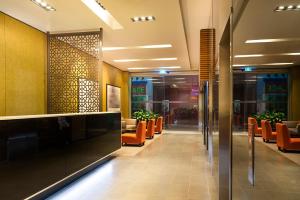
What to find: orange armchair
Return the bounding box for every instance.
[155,117,163,134]
[277,123,300,152]
[146,119,155,139]
[261,120,277,142]
[122,121,146,146]
[248,117,262,137]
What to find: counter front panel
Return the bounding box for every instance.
[0,112,121,199]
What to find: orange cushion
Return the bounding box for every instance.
[290,138,300,143]
[122,134,138,144]
[288,138,300,150]
[122,133,136,137]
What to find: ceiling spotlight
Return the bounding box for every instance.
[31,0,56,11]
[147,16,154,21]
[131,16,156,22]
[275,4,300,12]
[133,17,139,22]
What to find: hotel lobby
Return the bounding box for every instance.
[0,0,300,200]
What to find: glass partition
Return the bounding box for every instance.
[233,73,289,131]
[232,0,300,199]
[131,75,199,130]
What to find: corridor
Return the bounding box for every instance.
[47,134,218,200]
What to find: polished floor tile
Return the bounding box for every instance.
[232,135,300,200]
[47,133,218,200]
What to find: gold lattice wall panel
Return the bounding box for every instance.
[48,31,102,113]
[200,29,216,81]
[78,78,100,113]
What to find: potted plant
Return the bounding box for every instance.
[133,110,160,122]
[253,111,286,130]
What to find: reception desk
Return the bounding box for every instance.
[0,112,121,200]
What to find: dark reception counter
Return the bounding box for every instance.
[0,112,121,200]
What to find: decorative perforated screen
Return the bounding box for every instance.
[48,31,102,113]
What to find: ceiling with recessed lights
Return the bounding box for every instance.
[0,0,213,73]
[233,0,300,69]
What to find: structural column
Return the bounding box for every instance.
[218,17,233,200]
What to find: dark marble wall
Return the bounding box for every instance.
[0,112,121,200]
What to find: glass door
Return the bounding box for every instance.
[131,75,199,130]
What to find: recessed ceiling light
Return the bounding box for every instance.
[245,38,300,43]
[127,67,149,70]
[141,44,172,49]
[152,82,164,84]
[285,52,300,56]
[235,52,300,57]
[133,17,139,22]
[102,44,172,51]
[233,63,294,67]
[151,58,177,61]
[147,16,154,21]
[31,0,56,11]
[234,54,264,58]
[275,4,300,11]
[114,57,177,62]
[131,16,156,22]
[147,78,160,81]
[159,66,181,69]
[81,0,123,30]
[263,62,294,66]
[233,64,249,67]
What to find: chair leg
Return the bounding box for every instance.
[278,147,286,152]
[139,142,145,147]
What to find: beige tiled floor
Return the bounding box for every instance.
[47,133,218,200]
[232,135,300,200]
[255,137,300,166]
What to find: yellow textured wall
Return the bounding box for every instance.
[0,13,5,116]
[291,67,300,120]
[0,12,46,116]
[102,62,129,118]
